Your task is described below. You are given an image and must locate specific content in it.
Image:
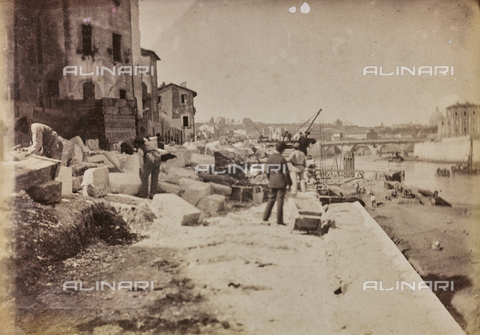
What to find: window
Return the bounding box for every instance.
[464,111,467,116]
[183,115,189,127]
[83,82,95,100]
[112,33,122,62]
[181,94,187,104]
[82,24,92,55]
[47,80,59,98]
[455,111,457,116]
[158,96,162,104]
[119,89,126,99]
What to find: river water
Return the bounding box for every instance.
[319,155,480,207]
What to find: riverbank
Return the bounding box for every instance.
[6,184,476,334]
[339,178,480,334]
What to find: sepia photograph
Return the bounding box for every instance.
[0,0,479,334]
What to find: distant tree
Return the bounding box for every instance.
[243,118,253,126]
[209,117,214,125]
[335,119,343,127]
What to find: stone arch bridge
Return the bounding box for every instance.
[310,138,422,157]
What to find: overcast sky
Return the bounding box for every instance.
[139,0,480,126]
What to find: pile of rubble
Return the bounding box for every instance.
[11,136,276,226]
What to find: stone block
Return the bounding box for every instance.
[150,193,202,226]
[109,173,141,195]
[119,154,140,174]
[26,180,62,204]
[189,153,215,168]
[86,154,108,164]
[12,156,61,191]
[165,167,200,185]
[86,139,100,151]
[72,176,83,193]
[179,178,212,206]
[81,167,109,197]
[69,135,90,155]
[158,181,185,196]
[72,144,83,164]
[55,166,72,195]
[163,151,186,173]
[197,194,226,214]
[59,137,75,166]
[210,182,232,196]
[71,162,101,177]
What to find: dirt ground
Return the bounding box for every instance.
[5,178,480,334]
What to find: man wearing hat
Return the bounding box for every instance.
[13,116,63,160]
[263,141,292,226]
[287,142,306,195]
[133,136,162,199]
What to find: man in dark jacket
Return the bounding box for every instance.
[298,131,316,156]
[263,142,291,226]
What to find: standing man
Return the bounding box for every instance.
[263,142,292,226]
[14,116,63,160]
[298,131,316,157]
[133,136,162,199]
[287,142,306,195]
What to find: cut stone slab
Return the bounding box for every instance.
[197,194,226,214]
[26,180,62,204]
[158,181,185,196]
[163,151,186,173]
[71,162,101,177]
[150,193,202,226]
[119,154,140,174]
[86,139,100,151]
[179,178,212,206]
[59,137,75,166]
[189,153,215,167]
[69,136,90,155]
[12,156,61,192]
[86,154,109,164]
[72,144,84,164]
[81,167,109,198]
[165,167,200,185]
[210,182,232,196]
[72,176,83,193]
[109,173,141,195]
[55,166,73,195]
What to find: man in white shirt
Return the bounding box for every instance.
[287,142,306,194]
[14,116,63,160]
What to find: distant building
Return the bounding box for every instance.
[157,82,197,143]
[437,102,480,138]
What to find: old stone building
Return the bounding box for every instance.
[139,48,161,137]
[437,102,480,138]
[11,0,153,149]
[157,83,197,144]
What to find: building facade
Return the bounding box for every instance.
[157,83,197,144]
[438,103,480,138]
[11,0,156,149]
[139,48,161,137]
